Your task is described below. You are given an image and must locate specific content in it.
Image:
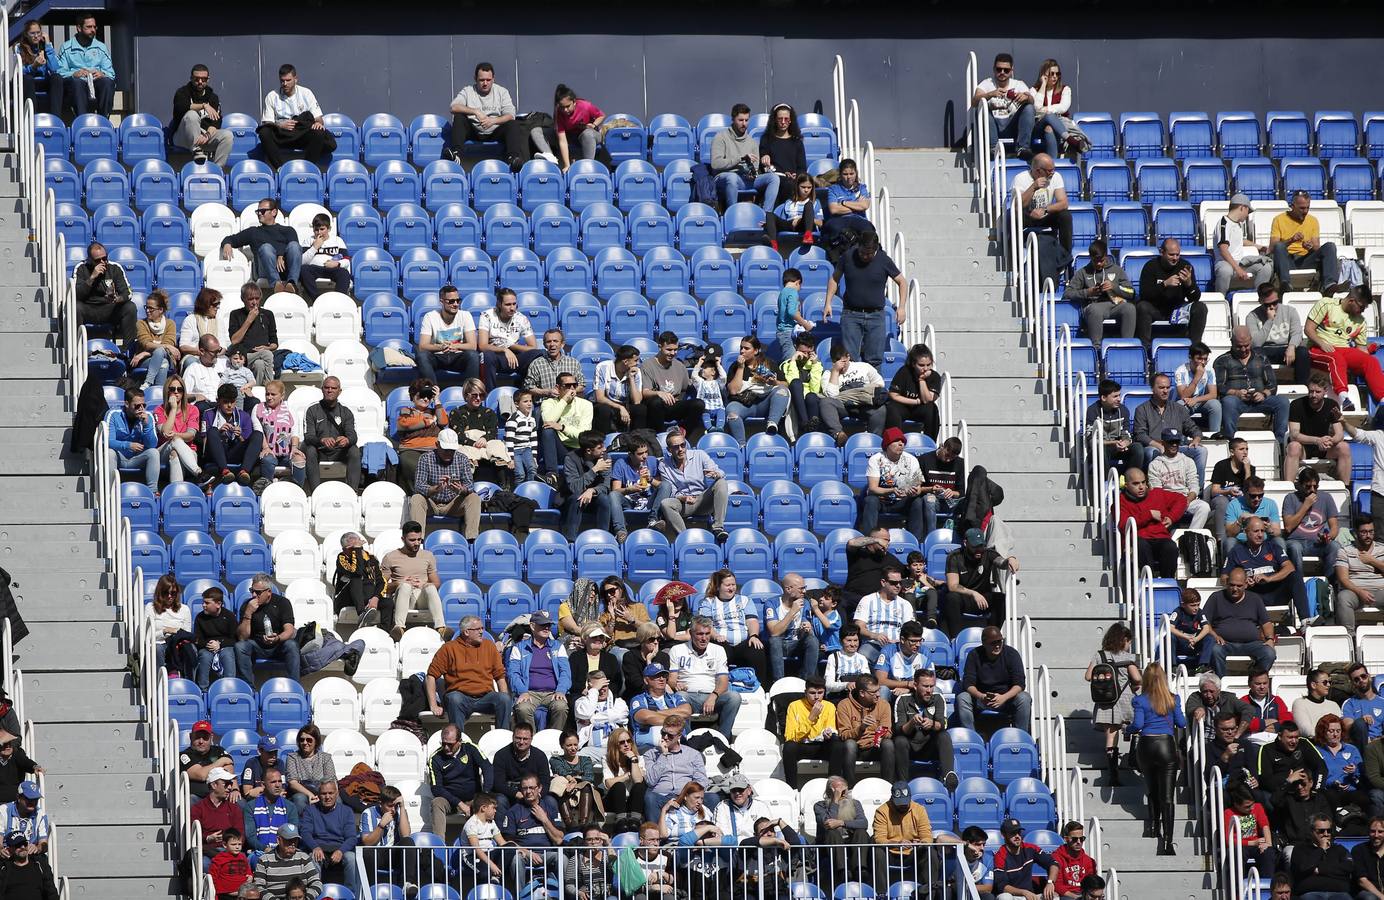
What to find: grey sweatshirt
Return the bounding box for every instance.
[711,127,758,174]
[1244,304,1303,350]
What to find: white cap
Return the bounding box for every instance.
[437,429,461,451]
[207,767,235,783]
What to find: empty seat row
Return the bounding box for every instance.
[1071,110,1384,161]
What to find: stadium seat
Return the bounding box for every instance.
[259,678,310,732]
[83,158,130,207]
[1217,112,1262,159]
[641,247,690,298]
[624,529,673,584]
[1086,161,1131,205]
[808,481,857,536]
[629,202,675,256]
[448,247,497,295]
[578,202,626,255]
[1151,203,1198,245]
[746,433,793,488]
[473,530,522,584]
[649,114,695,167]
[180,160,227,207]
[1267,110,1311,158]
[160,483,211,534]
[33,114,70,160]
[277,159,325,210]
[409,114,450,164]
[676,202,723,253]
[567,160,614,212]
[374,160,422,210]
[385,203,433,255]
[989,728,1040,786]
[337,203,385,250]
[1317,111,1361,159]
[774,528,822,579]
[843,433,881,490]
[948,727,989,780]
[654,291,702,337]
[575,531,623,580]
[1169,111,1214,159]
[614,159,661,211]
[1005,777,1057,831]
[531,203,578,257]
[1282,159,1326,199]
[955,777,1004,830]
[1330,158,1375,203]
[704,291,753,343]
[608,291,655,345]
[325,160,372,212]
[486,579,537,633]
[1102,202,1149,252]
[470,159,517,212]
[523,530,573,583]
[153,247,202,294]
[222,530,271,584]
[1119,112,1164,159]
[674,529,722,582]
[43,157,80,206]
[72,114,118,166]
[205,677,258,732]
[422,160,469,212]
[909,776,955,829]
[167,678,206,730]
[1134,158,1180,203]
[603,114,646,166]
[518,159,566,212]
[723,528,773,580]
[595,247,641,299]
[362,113,409,167]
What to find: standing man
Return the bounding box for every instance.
[823,230,907,370]
[379,521,449,642]
[1136,238,1206,348]
[257,64,335,168]
[1213,194,1274,294]
[172,64,233,165]
[222,200,303,287]
[74,241,136,351]
[1270,190,1340,291]
[227,283,278,387]
[970,53,1035,160]
[1065,239,1136,348]
[301,377,360,495]
[446,62,529,168]
[54,13,113,116]
[641,333,705,441]
[1214,326,1291,445]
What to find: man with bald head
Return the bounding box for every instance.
[1137,238,1206,348]
[765,573,820,681]
[1203,565,1276,675]
[1224,515,1305,619]
[1111,466,1186,578]
[302,375,360,494]
[1214,324,1291,443]
[1011,152,1072,253]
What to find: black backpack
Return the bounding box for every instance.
[1090,651,1121,704]
[1178,531,1217,578]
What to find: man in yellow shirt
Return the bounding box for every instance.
[538,373,593,485]
[780,675,841,788]
[1304,286,1384,407]
[1270,190,1340,290]
[872,780,947,888]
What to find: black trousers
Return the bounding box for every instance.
[1023,208,1072,254]
[1138,733,1179,841]
[449,115,531,166]
[79,298,138,348]
[643,394,706,440]
[1135,298,1207,346]
[884,399,940,439]
[256,123,337,167]
[941,589,1005,638]
[781,737,843,788]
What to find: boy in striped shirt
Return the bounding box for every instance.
[503,390,539,484]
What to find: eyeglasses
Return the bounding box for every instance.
[192,75,209,82]
[557,381,577,388]
[167,387,184,394]
[995,66,1012,73]
[1246,493,1265,499]
[661,730,680,738]
[298,737,315,745]
[985,640,1004,647]
[1067,835,1086,842]
[884,579,903,586]
[441,297,459,304]
[90,255,107,263]
[464,390,483,398]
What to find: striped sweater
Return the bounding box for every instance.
[252,849,323,900]
[503,410,538,453]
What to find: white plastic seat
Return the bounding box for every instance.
[321,340,371,388]
[755,777,802,832]
[311,677,362,732]
[191,203,237,257]
[285,384,324,429]
[853,776,892,824]
[1347,201,1384,248]
[239,201,286,230]
[276,340,324,387]
[361,482,407,538]
[1358,626,1384,669]
[351,626,400,685]
[398,627,443,677]
[766,677,805,701]
[262,482,311,538]
[338,387,386,443]
[288,203,333,244]
[393,778,425,831]
[203,255,252,296]
[323,728,373,773]
[476,728,513,761]
[731,688,767,737]
[284,577,332,627]
[1199,293,1231,350]
[362,676,404,736]
[1306,625,1355,668]
[311,293,364,348]
[734,727,782,781]
[374,729,427,783]
[272,529,322,584]
[311,482,363,539]
[265,291,312,344]
[532,728,564,758]
[371,528,404,560]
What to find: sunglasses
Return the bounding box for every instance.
[995,67,1012,73]
[257,208,275,215]
[167,387,184,394]
[1315,828,1333,834]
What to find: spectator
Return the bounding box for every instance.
[178,288,222,364]
[1315,714,1363,811]
[561,430,625,541]
[1214,194,1274,294]
[1224,516,1306,621]
[1245,284,1312,386]
[1289,814,1354,899]
[1337,521,1384,638]
[1203,567,1277,675]
[713,773,776,843]
[764,175,821,250]
[299,780,359,895]
[710,103,776,211]
[447,62,527,168]
[1147,429,1210,529]
[946,827,996,897]
[572,668,626,761]
[624,621,671,696]
[765,573,819,681]
[1215,326,1291,445]
[426,615,513,729]
[427,723,491,837]
[668,615,740,740]
[1012,152,1072,254]
[0,784,46,860]
[654,431,730,539]
[658,779,717,846]
[893,668,958,789]
[1085,379,1138,472]
[149,574,193,674]
[329,533,384,630]
[538,84,603,170]
[1206,438,1253,547]
[638,335,704,437]
[504,390,540,486]
[843,528,894,617]
[857,427,926,538]
[1136,238,1206,347]
[641,715,709,824]
[191,767,243,860]
[1351,818,1384,898]
[74,241,136,351]
[357,786,412,888]
[255,380,305,490]
[1050,821,1097,899]
[227,283,278,386]
[724,336,791,444]
[180,720,232,801]
[852,566,913,666]
[1344,413,1384,534]
[171,63,233,166]
[1282,467,1340,585]
[872,781,938,889]
[900,553,940,629]
[1223,787,1278,884]
[943,528,1009,637]
[834,673,904,783]
[257,64,334,168]
[379,521,447,641]
[1305,286,1384,410]
[1087,622,1140,787]
[1224,476,1286,557]
[298,214,350,298]
[1134,374,1207,485]
[600,728,646,831]
[223,200,302,286]
[819,343,887,443]
[1272,190,1341,291]
[417,285,480,385]
[971,53,1035,161]
[506,610,571,732]
[1110,467,1186,579]
[234,573,299,682]
[814,775,869,859]
[825,626,873,699]
[991,816,1056,900]
[822,158,876,246]
[191,585,238,690]
[570,615,625,697]
[592,344,646,434]
[242,767,296,855]
[238,737,282,802]
[251,824,321,900]
[104,388,160,494]
[301,376,359,495]
[823,230,907,371]
[392,379,446,493]
[54,13,113,115]
[538,373,592,483]
[0,830,58,900]
[520,329,582,406]
[16,21,61,116]
[958,626,1031,732]
[1032,59,1074,158]
[132,290,179,390]
[1293,670,1344,737]
[281,724,334,817]
[1186,672,1253,741]
[1295,376,1356,490]
[1174,342,1222,436]
[916,437,966,536]
[183,334,226,406]
[491,724,552,820]
[449,376,511,472]
[1127,661,1185,855]
[408,429,481,539]
[885,343,942,438]
[154,374,202,485]
[697,570,769,684]
[1243,669,1291,737]
[630,662,693,750]
[1066,240,1136,347]
[477,289,541,390]
[779,675,841,789]
[758,103,808,213]
[1168,588,1210,676]
[610,435,661,529]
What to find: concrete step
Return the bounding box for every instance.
[1115,873,1215,899]
[67,874,183,900]
[12,621,127,671]
[32,722,153,765]
[0,333,62,379]
[1009,569,1109,595]
[43,773,167,824]
[912,296,1016,324]
[23,671,143,723]
[52,825,180,879]
[0,379,70,420]
[16,587,118,622]
[0,481,94,521]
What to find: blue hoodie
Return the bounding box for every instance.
[102,406,157,455]
[54,34,114,79]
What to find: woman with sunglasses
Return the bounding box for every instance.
[1126,661,1185,856]
[758,102,807,214]
[282,722,335,815]
[602,727,646,831]
[154,374,202,483]
[448,377,511,473]
[601,577,649,653]
[151,574,194,675]
[1032,59,1073,159]
[178,287,222,367]
[622,622,671,701]
[133,289,180,388]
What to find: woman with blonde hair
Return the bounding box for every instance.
[153,373,201,483]
[1032,58,1074,158]
[1126,661,1185,856]
[602,726,646,830]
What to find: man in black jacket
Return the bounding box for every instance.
[221,199,302,286]
[0,832,57,900]
[226,282,278,385]
[192,586,239,691]
[426,724,491,838]
[1254,720,1326,799]
[74,241,136,350]
[1289,813,1354,895]
[561,430,626,541]
[1136,238,1206,348]
[171,63,232,165]
[302,377,360,494]
[892,669,958,788]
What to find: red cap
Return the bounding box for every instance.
[191,720,213,735]
[882,427,906,448]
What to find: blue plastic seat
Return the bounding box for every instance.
[693,432,742,478]
[120,482,159,532]
[625,529,673,584]
[91,202,138,251]
[833,884,875,900]
[687,247,736,300]
[530,203,577,257]
[798,113,839,163]
[434,203,481,256]
[419,532,472,585]
[168,678,206,730]
[486,579,536,631]
[523,530,573,583]
[552,292,602,343]
[130,531,169,583]
[465,886,513,900]
[230,159,276,209]
[603,114,646,166]
[448,247,496,295]
[141,203,190,255]
[537,248,587,301]
[760,480,808,536]
[594,247,640,299]
[1231,156,1279,200]
[481,202,528,255]
[470,159,517,212]
[220,728,260,772]
[352,247,400,295]
[171,530,221,582]
[160,483,211,534]
[818,528,858,585]
[578,202,626,255]
[222,529,271,584]
[439,578,484,625]
[948,727,989,780]
[277,159,325,210]
[1267,110,1311,158]
[604,291,652,345]
[385,203,433,255]
[1151,203,1198,245]
[179,160,227,207]
[1169,112,1214,159]
[792,432,842,483]
[674,529,723,582]
[337,203,385,250]
[955,777,1004,831]
[649,114,695,167]
[908,776,954,829]
[1119,113,1165,159]
[210,483,260,535]
[44,157,81,206]
[409,114,450,164]
[1329,158,1375,203]
[422,160,469,212]
[71,114,118,165]
[648,292,699,341]
[674,202,722,253]
[1217,112,1262,159]
[362,113,409,167]
[1134,158,1180,203]
[207,677,258,733]
[1086,161,1131,204]
[641,246,689,298]
[374,160,422,210]
[574,530,623,580]
[704,291,752,343]
[219,113,260,165]
[804,479,852,535]
[628,202,675,255]
[1282,159,1326,199]
[1005,777,1057,831]
[723,528,772,580]
[990,728,1040,786]
[1068,113,1114,159]
[1316,111,1360,159]
[723,203,766,244]
[474,530,522,583]
[745,433,793,488]
[661,159,694,212]
[259,678,310,732]
[774,528,822,578]
[400,246,447,295]
[322,113,360,163]
[83,158,130,207]
[1183,159,1229,205]
[568,337,613,386]
[614,159,661,212]
[33,114,70,160]
[321,887,358,900]
[325,160,372,212]
[739,246,785,297]
[1101,203,1149,252]
[518,159,566,212]
[494,246,542,294]
[842,433,881,490]
[566,160,614,212]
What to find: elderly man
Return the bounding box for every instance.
[506,611,571,733]
[523,327,584,402]
[1333,519,1384,637]
[301,376,359,494]
[427,723,491,836]
[765,573,819,681]
[299,779,359,897]
[252,824,322,900]
[1136,238,1206,348]
[380,521,449,641]
[1225,516,1306,619]
[408,429,482,539]
[654,429,730,539]
[1271,190,1340,290]
[629,662,694,750]
[641,333,706,441]
[426,615,512,728]
[857,427,926,541]
[1186,672,1253,741]
[640,714,709,823]
[1214,325,1291,444]
[191,766,243,861]
[1202,566,1276,676]
[172,63,233,165]
[958,626,1031,732]
[226,282,278,386]
[1214,193,1275,294]
[1066,239,1136,348]
[446,62,529,168]
[257,64,334,168]
[668,616,740,740]
[1305,285,1384,409]
[1012,152,1072,253]
[181,719,234,802]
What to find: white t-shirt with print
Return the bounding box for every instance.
[593,360,642,403]
[420,309,475,344]
[478,309,533,350]
[464,815,501,848]
[866,451,922,494]
[975,78,1032,120]
[1012,171,1065,213]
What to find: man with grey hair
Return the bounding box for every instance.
[237,883,264,900]
[332,532,386,628]
[235,574,299,681]
[667,615,739,738]
[426,615,513,728]
[1185,668,1253,741]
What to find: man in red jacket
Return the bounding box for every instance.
[1051,820,1097,898]
[1112,467,1188,577]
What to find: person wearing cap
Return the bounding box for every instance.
[181,721,234,800]
[379,520,451,642]
[781,676,842,790]
[192,766,246,861]
[857,427,927,541]
[941,529,1009,638]
[234,573,301,683]
[243,767,296,855]
[1215,320,1293,445]
[853,565,914,666]
[505,609,572,733]
[892,668,958,790]
[668,616,741,740]
[407,429,483,540]
[711,773,773,842]
[992,816,1059,899]
[426,614,514,729]
[0,828,57,900]
[1147,428,1211,530]
[1064,239,1135,348]
[1133,373,1207,488]
[640,714,711,825]
[871,780,938,890]
[1214,194,1274,294]
[238,737,282,801]
[765,572,820,682]
[958,626,1032,732]
[251,823,322,900]
[570,622,623,708]
[1111,467,1187,580]
[655,429,731,540]
[834,673,905,783]
[298,779,359,897]
[0,784,47,860]
[629,661,692,750]
[560,429,627,541]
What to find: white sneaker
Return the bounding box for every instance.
[536,151,559,164]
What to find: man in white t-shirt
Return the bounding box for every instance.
[417,284,480,383]
[971,53,1036,161]
[667,616,740,739]
[1173,342,1222,437]
[446,62,532,168]
[592,344,646,434]
[1011,153,1071,253]
[858,427,926,540]
[256,63,335,168]
[477,288,542,390]
[184,333,228,406]
[1214,193,1274,294]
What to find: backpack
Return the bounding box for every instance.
[1089,651,1121,705]
[1319,662,1354,704]
[1177,531,1217,578]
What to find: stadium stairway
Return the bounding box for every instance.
[876,149,1211,898]
[0,140,180,897]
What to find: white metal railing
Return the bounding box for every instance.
[1087,817,1103,873]
[1106,868,1121,900]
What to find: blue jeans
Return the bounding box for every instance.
[1201,639,1276,676]
[417,349,480,384]
[956,689,1032,731]
[769,630,821,681]
[255,242,302,284]
[1272,241,1339,286]
[859,492,927,541]
[561,490,627,539]
[1038,113,1069,158]
[442,690,513,729]
[725,387,791,443]
[118,447,161,492]
[260,452,306,486]
[1186,399,1223,434]
[141,346,172,389]
[1220,393,1290,444]
[235,638,301,681]
[682,690,742,740]
[841,308,887,370]
[194,647,238,691]
[1142,444,1208,493]
[1287,536,1337,603]
[539,428,571,475]
[989,105,1036,155]
[703,408,726,432]
[714,171,778,211]
[923,492,957,535]
[512,447,536,483]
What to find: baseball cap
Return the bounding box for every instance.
[1160,427,1182,443]
[207,767,235,783]
[963,527,986,549]
[890,781,912,808]
[882,427,906,448]
[1230,192,1251,209]
[258,735,279,753]
[643,662,670,678]
[3,831,25,848]
[277,823,300,840]
[1000,817,1025,836]
[17,783,39,801]
[530,610,553,628]
[723,773,750,792]
[436,428,461,451]
[191,720,213,736]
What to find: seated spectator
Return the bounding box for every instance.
[1085,379,1139,473]
[301,377,360,495]
[856,427,925,540]
[765,573,819,681]
[538,373,592,483]
[971,53,1035,161]
[834,674,905,783]
[724,336,791,444]
[825,625,873,700]
[1186,671,1252,740]
[592,344,646,435]
[1352,819,1384,897]
[251,824,321,900]
[764,175,821,250]
[477,289,542,390]
[1174,342,1222,437]
[257,64,335,168]
[16,21,61,116]
[918,437,966,536]
[1223,786,1278,885]
[408,429,481,539]
[1243,669,1291,737]
[132,290,180,390]
[814,775,869,851]
[1065,240,1135,348]
[572,668,626,761]
[1050,820,1097,899]
[417,285,480,385]
[1294,670,1344,736]
[1225,516,1308,620]
[1012,152,1072,254]
[1206,438,1254,547]
[330,533,385,630]
[184,334,227,407]
[630,661,693,751]
[943,527,1009,637]
[893,668,957,788]
[55,13,113,115]
[243,767,296,855]
[872,783,940,888]
[104,387,160,494]
[611,435,661,527]
[192,767,246,862]
[1282,467,1340,582]
[178,288,221,366]
[150,574,193,674]
[653,581,698,649]
[300,780,359,894]
[884,344,942,439]
[238,738,282,803]
[570,616,626,701]
[1256,720,1326,814]
[223,200,301,286]
[1334,519,1384,637]
[1134,373,1207,484]
[958,626,1031,732]
[658,779,717,846]
[427,723,490,838]
[534,84,602,169]
[491,724,552,820]
[0,782,47,859]
[641,714,710,824]
[779,675,841,789]
[1305,286,1384,410]
[696,570,769,685]
[392,379,446,492]
[561,430,625,541]
[154,374,202,485]
[1111,467,1186,579]
[1032,58,1076,156]
[234,573,298,681]
[557,577,606,649]
[281,723,335,817]
[642,333,707,441]
[758,102,808,212]
[1315,714,1364,812]
[298,214,350,299]
[654,431,730,539]
[181,720,233,800]
[75,240,136,352]
[1136,239,1206,348]
[1272,190,1341,290]
[1289,814,1354,898]
[822,157,875,246]
[713,773,774,843]
[622,623,668,701]
[1214,328,1292,448]
[1214,194,1275,294]
[227,283,278,387]
[710,103,776,210]
[946,827,995,897]
[255,380,305,489]
[357,785,414,888]
[1343,664,1384,750]
[1148,429,1210,529]
[1224,475,1286,558]
[449,377,512,473]
[1203,566,1277,675]
[1245,284,1312,386]
[694,353,728,434]
[598,728,645,831]
[819,343,887,444]
[668,616,740,740]
[379,521,448,641]
[426,616,513,729]
[1168,588,1210,675]
[191,586,238,690]
[506,610,571,732]
[447,62,528,168]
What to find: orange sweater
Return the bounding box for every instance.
[835,694,892,747]
[426,638,506,696]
